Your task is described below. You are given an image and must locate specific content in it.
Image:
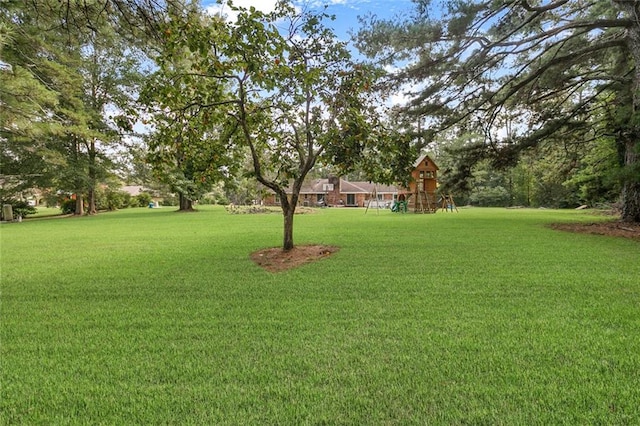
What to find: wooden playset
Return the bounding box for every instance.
[394,154,457,214]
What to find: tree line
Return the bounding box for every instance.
[356,0,640,220]
[1,0,638,250]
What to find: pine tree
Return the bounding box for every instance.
[357,0,640,222]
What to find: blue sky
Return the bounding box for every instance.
[198,0,421,107]
[201,0,417,40]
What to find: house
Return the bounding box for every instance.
[262,177,400,208]
[120,185,145,197]
[261,154,441,211]
[120,185,163,205]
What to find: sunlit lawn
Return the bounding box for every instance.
[1,205,639,423]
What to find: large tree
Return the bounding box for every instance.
[1,1,90,212]
[357,0,640,222]
[1,0,146,214]
[80,23,145,214]
[0,4,55,202]
[140,2,239,212]
[148,1,414,250]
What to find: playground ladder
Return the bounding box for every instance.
[415,190,436,213]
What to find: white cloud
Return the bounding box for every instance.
[306,0,365,7]
[205,0,280,22]
[233,0,279,9]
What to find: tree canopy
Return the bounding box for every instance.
[1,0,145,213]
[357,0,640,222]
[3,0,636,226]
[142,1,414,249]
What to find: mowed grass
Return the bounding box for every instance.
[1,206,639,424]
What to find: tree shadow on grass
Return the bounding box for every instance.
[549,220,640,241]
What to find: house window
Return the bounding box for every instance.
[317,194,324,203]
[377,193,383,201]
[347,194,355,205]
[419,171,424,179]
[426,171,434,178]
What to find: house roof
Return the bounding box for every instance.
[341,180,398,194]
[294,178,399,195]
[298,179,329,194]
[121,185,145,196]
[414,154,439,169]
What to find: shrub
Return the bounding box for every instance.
[107,191,130,210]
[60,199,76,214]
[160,196,178,206]
[469,186,510,207]
[1,200,37,219]
[13,201,37,218]
[96,189,132,211]
[135,192,153,207]
[199,195,216,205]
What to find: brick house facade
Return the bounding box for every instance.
[262,177,399,208]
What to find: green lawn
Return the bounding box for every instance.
[29,206,65,218]
[1,206,639,424]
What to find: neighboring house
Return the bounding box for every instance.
[262,177,400,208]
[120,185,162,204]
[260,154,443,211]
[120,185,145,197]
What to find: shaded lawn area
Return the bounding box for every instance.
[1,206,639,423]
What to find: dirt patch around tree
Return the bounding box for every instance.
[250,245,340,273]
[549,220,640,241]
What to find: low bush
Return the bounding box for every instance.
[135,192,153,207]
[1,200,37,220]
[60,199,77,214]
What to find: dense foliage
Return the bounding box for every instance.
[0,0,144,215]
[1,0,637,223]
[141,1,414,249]
[357,0,640,220]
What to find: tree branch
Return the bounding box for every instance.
[519,0,570,13]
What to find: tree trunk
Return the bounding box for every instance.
[621,181,640,222]
[277,187,298,251]
[87,141,97,215]
[74,194,84,216]
[621,138,640,222]
[282,204,295,251]
[87,187,97,215]
[178,192,194,211]
[617,0,640,222]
